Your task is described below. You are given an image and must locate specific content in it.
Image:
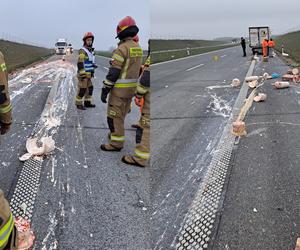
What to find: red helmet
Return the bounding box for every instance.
[133,35,139,43]
[83,32,94,41]
[116,16,139,39]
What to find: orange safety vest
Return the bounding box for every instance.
[262,40,268,56]
[268,40,275,47]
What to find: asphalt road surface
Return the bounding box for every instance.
[0,53,150,250]
[1,45,299,250]
[151,46,299,250]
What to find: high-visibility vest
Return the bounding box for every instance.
[0,213,14,248]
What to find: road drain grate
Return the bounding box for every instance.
[10,158,42,221]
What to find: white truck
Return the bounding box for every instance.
[249,26,270,55]
[55,38,69,55]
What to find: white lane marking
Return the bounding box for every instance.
[206,85,232,90]
[151,46,238,67]
[186,64,204,71]
[103,67,109,70]
[220,54,227,58]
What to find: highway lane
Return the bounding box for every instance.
[213,55,300,250]
[150,45,253,249]
[1,53,151,249]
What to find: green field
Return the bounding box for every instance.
[150,39,229,51]
[150,39,238,63]
[275,31,300,63]
[96,39,238,64]
[0,40,54,72]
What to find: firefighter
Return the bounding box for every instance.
[240,37,246,57]
[122,53,150,167]
[0,52,12,135]
[75,32,97,110]
[0,51,18,250]
[268,38,275,57]
[100,16,143,151]
[131,34,143,129]
[262,39,269,58]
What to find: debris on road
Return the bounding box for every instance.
[295,238,300,250]
[15,216,35,250]
[248,80,258,88]
[282,52,289,57]
[232,79,260,136]
[232,121,246,136]
[282,74,295,81]
[19,136,55,161]
[268,73,281,79]
[274,81,290,89]
[231,78,240,87]
[254,93,267,102]
[292,68,299,75]
[245,75,259,82]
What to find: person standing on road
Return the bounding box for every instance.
[0,52,12,135]
[0,51,17,250]
[75,32,97,110]
[262,39,269,58]
[240,37,246,57]
[122,52,150,167]
[268,38,275,57]
[100,16,143,151]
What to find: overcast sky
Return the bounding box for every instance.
[151,0,300,39]
[0,0,149,50]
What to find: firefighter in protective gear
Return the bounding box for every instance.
[0,190,18,250]
[100,16,143,151]
[131,34,142,129]
[122,55,150,167]
[75,32,97,110]
[0,52,12,135]
[262,39,269,58]
[0,51,18,250]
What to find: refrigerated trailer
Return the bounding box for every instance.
[249,26,270,55]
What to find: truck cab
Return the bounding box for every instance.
[55,39,68,55]
[249,26,270,55]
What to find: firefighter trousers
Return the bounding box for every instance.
[132,92,150,166]
[75,78,94,105]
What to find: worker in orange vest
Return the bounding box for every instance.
[268,38,275,57]
[262,39,269,58]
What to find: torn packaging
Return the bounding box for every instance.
[19,137,55,161]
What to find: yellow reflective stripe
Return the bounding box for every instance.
[110,135,125,142]
[0,213,14,248]
[114,83,137,88]
[130,47,143,57]
[75,96,83,101]
[0,63,7,72]
[112,53,124,63]
[134,149,150,160]
[121,58,130,79]
[136,84,148,95]
[145,56,151,66]
[85,97,92,101]
[0,104,12,114]
[103,79,114,87]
